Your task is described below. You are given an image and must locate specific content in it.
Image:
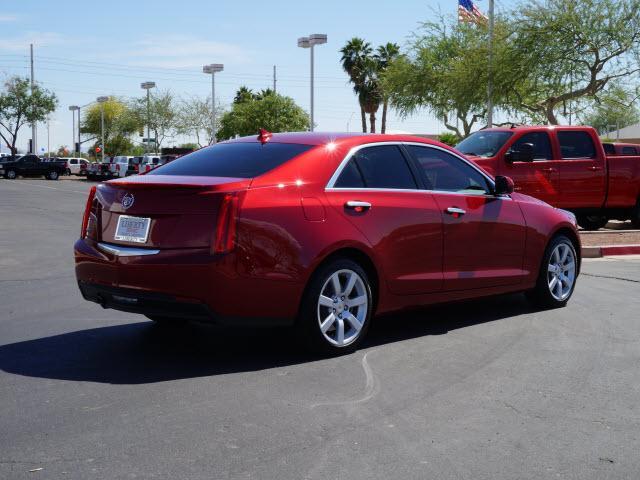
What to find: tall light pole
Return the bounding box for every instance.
[97,96,109,162]
[69,106,79,154]
[203,64,224,144]
[298,33,327,132]
[140,82,156,153]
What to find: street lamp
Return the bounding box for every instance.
[298,33,327,132]
[97,96,109,162]
[140,82,156,153]
[203,64,224,144]
[68,106,79,154]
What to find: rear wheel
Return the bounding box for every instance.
[631,199,640,229]
[296,258,373,355]
[526,235,578,308]
[47,170,59,180]
[145,315,188,327]
[65,168,71,176]
[577,214,607,231]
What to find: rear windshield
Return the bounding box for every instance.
[149,142,313,178]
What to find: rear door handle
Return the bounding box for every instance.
[588,165,602,171]
[541,167,556,173]
[345,201,371,212]
[445,207,466,216]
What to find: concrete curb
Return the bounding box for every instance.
[582,244,640,258]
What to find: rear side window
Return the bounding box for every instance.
[334,145,417,189]
[622,146,637,155]
[406,145,492,195]
[149,143,313,178]
[558,131,596,159]
[511,132,553,160]
[603,143,615,155]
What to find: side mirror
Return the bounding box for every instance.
[494,175,514,195]
[505,143,535,163]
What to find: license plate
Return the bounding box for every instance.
[114,215,151,243]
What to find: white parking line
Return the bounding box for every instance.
[0,179,87,194]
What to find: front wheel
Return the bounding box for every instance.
[296,259,373,354]
[47,170,59,180]
[5,169,17,179]
[526,235,578,309]
[577,214,607,231]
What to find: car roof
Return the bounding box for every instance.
[223,131,443,147]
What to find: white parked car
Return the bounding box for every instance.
[110,156,140,177]
[59,157,89,176]
[140,154,162,173]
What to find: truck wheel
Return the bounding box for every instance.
[47,170,59,180]
[5,169,17,179]
[526,235,578,309]
[65,168,72,176]
[577,214,608,231]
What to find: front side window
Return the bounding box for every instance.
[406,145,492,195]
[150,142,313,178]
[455,131,514,157]
[510,132,553,160]
[334,145,417,189]
[558,131,596,159]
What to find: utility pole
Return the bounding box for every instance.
[273,65,277,93]
[30,44,37,154]
[47,117,50,155]
[486,0,495,128]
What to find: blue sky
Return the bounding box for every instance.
[1,0,509,153]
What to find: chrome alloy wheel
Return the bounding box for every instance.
[547,243,576,301]
[317,269,368,347]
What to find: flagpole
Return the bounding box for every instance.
[487,0,494,127]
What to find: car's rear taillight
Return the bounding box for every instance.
[134,164,139,172]
[81,186,97,238]
[213,193,239,254]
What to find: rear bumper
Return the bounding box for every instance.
[74,238,299,326]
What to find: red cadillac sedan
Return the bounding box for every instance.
[74,132,580,353]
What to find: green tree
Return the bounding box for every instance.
[234,86,254,104]
[81,98,140,157]
[0,77,57,154]
[175,95,225,147]
[438,132,461,146]
[217,92,309,140]
[340,38,373,133]
[505,0,640,124]
[384,20,502,137]
[131,89,177,150]
[375,43,401,133]
[580,85,640,135]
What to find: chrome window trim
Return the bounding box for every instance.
[325,141,497,193]
[98,242,160,257]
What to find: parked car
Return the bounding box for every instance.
[0,154,66,180]
[456,126,640,229]
[86,158,115,181]
[74,132,580,354]
[140,154,178,173]
[110,156,142,177]
[59,157,90,176]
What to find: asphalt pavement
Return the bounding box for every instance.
[1,178,639,479]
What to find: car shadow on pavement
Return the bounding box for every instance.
[0,294,532,385]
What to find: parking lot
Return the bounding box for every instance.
[1,177,639,479]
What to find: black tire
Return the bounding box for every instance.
[296,258,373,355]
[145,315,188,327]
[65,168,72,176]
[631,200,640,229]
[47,170,59,180]
[5,169,17,180]
[577,214,608,231]
[526,235,578,309]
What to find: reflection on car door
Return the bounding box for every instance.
[405,144,527,291]
[501,131,559,205]
[325,144,444,294]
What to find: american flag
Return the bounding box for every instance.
[458,0,488,23]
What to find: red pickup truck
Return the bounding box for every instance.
[455,126,640,230]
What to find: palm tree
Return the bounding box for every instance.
[358,57,383,133]
[375,43,401,134]
[234,86,254,104]
[340,38,373,133]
